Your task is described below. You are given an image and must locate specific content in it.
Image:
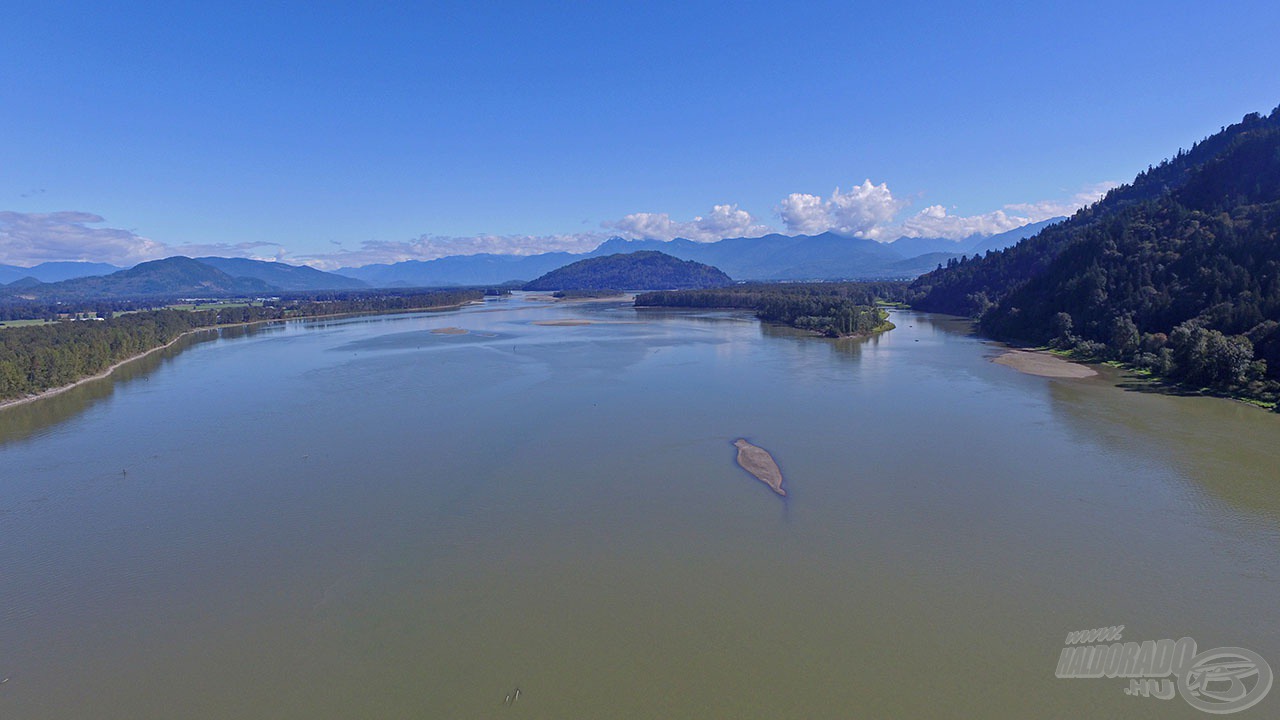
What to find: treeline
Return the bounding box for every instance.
[0,289,482,403]
[636,282,906,337]
[909,107,1280,406]
[0,287,494,322]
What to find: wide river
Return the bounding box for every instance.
[2,295,1278,718]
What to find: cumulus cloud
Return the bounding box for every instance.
[5,181,1121,270]
[0,211,169,266]
[775,181,909,237]
[605,204,772,242]
[896,205,1036,240]
[0,210,283,267]
[894,182,1119,240]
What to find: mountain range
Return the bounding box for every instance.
[334,221,1061,288]
[0,256,366,302]
[1,219,1061,300]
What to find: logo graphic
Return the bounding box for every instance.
[1055,627,1273,714]
[1179,647,1273,714]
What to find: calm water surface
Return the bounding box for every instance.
[1,295,1278,718]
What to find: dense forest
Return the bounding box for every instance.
[0,289,482,403]
[636,282,907,337]
[523,251,732,291]
[910,107,1280,405]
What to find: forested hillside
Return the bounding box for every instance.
[910,107,1280,402]
[523,251,732,291]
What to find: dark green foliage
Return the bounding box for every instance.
[636,282,906,337]
[0,290,481,402]
[909,106,1280,402]
[523,251,732,291]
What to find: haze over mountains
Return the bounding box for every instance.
[334,221,1060,288]
[0,220,1060,300]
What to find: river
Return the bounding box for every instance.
[2,295,1277,718]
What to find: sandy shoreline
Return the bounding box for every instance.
[0,329,206,411]
[992,348,1097,378]
[0,301,481,412]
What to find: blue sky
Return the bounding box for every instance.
[2,1,1278,268]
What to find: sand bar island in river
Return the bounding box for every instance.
[733,439,786,496]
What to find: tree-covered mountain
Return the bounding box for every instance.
[523,251,732,291]
[910,107,1280,400]
[196,256,368,290]
[0,257,274,301]
[0,257,377,302]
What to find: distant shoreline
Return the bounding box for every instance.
[0,300,479,412]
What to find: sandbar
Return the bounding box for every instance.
[532,319,593,326]
[733,439,786,496]
[431,326,469,335]
[993,349,1097,378]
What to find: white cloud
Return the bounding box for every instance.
[775,180,909,237]
[897,206,1032,239]
[5,181,1121,270]
[0,211,167,266]
[893,182,1120,240]
[0,211,282,267]
[1003,181,1119,221]
[605,203,772,241]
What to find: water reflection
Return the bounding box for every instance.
[0,330,220,447]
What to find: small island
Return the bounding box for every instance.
[636,282,901,338]
[733,439,786,496]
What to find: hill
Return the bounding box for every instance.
[0,256,273,301]
[522,251,732,291]
[910,106,1280,400]
[196,256,368,290]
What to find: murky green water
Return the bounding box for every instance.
[2,295,1278,718]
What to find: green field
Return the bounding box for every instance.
[164,301,261,312]
[0,319,58,328]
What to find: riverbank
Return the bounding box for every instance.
[0,299,482,412]
[0,329,208,411]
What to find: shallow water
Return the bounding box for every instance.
[2,295,1277,718]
